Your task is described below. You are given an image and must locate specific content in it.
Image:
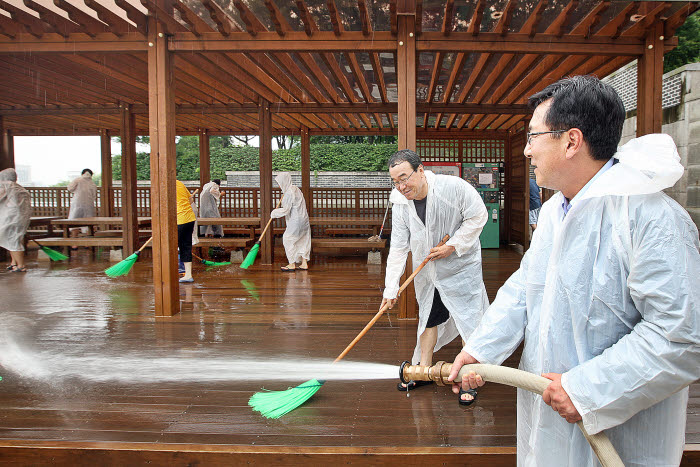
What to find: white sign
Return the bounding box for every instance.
[478,173,493,185]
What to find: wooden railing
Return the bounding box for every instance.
[26,187,392,223]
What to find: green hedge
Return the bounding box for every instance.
[112,143,397,180]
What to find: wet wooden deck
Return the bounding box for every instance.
[0,248,697,466]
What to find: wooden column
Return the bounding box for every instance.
[259,99,273,265]
[198,128,210,190]
[99,129,114,217]
[120,103,139,255]
[301,126,311,214]
[637,21,664,136]
[397,2,418,320]
[397,8,417,151]
[148,19,180,317]
[0,116,14,171]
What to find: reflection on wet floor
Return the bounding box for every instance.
[0,247,697,453]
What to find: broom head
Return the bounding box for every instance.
[240,243,260,269]
[240,279,260,301]
[249,379,324,419]
[202,259,231,266]
[104,251,140,277]
[41,246,68,261]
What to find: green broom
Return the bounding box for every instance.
[105,237,153,277]
[241,196,283,269]
[30,239,68,261]
[192,252,230,267]
[249,234,451,419]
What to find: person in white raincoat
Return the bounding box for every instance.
[199,179,223,237]
[0,168,31,272]
[450,76,700,467]
[67,169,97,219]
[270,173,311,271]
[382,149,489,402]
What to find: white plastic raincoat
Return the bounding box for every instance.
[0,168,31,252]
[270,173,311,264]
[464,134,700,467]
[199,181,223,237]
[67,172,97,219]
[384,171,489,364]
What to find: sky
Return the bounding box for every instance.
[14,135,263,186]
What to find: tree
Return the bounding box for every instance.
[664,11,700,73]
[231,135,255,146]
[275,135,299,149]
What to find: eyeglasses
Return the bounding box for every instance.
[526,130,567,146]
[391,169,416,188]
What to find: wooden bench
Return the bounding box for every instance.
[94,230,152,238]
[311,237,386,252]
[325,227,375,236]
[193,237,256,261]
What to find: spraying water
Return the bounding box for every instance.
[0,340,397,384]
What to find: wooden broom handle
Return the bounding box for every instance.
[334,234,451,363]
[137,236,153,253]
[258,196,283,242]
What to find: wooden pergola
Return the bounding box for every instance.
[0,0,695,317]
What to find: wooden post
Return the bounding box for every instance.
[0,116,14,171]
[198,128,210,190]
[259,98,273,265]
[397,2,417,320]
[397,9,417,151]
[99,129,114,217]
[148,18,180,317]
[120,102,139,255]
[301,126,311,214]
[636,21,664,136]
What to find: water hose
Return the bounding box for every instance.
[401,361,624,467]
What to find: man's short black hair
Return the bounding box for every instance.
[528,75,625,161]
[388,149,422,170]
[82,168,93,176]
[213,179,221,185]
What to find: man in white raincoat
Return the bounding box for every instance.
[0,168,31,272]
[382,149,489,403]
[270,173,311,271]
[67,168,97,219]
[199,179,223,237]
[450,76,700,466]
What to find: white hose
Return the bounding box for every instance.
[456,364,624,467]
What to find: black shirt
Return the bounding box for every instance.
[414,196,427,225]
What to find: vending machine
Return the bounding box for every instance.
[462,162,501,248]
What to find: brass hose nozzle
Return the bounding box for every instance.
[400,361,455,386]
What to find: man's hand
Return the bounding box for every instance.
[381,297,397,310]
[427,244,455,261]
[448,351,483,394]
[541,373,581,424]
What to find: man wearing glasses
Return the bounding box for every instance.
[382,149,489,406]
[449,76,700,466]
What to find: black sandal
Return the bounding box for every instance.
[397,380,433,391]
[458,388,477,406]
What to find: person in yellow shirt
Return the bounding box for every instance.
[176,180,196,283]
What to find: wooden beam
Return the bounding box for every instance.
[301,126,311,214]
[83,0,136,36]
[327,0,343,36]
[569,1,609,39]
[358,0,371,36]
[637,21,664,136]
[168,31,396,52]
[519,0,548,38]
[547,0,578,38]
[174,0,214,37]
[493,0,515,36]
[259,98,273,265]
[99,129,114,217]
[468,0,485,36]
[264,0,286,36]
[22,0,81,38]
[120,102,139,256]
[202,0,235,36]
[296,0,315,36]
[148,17,180,317]
[0,0,48,38]
[198,128,210,189]
[417,32,646,55]
[234,0,265,36]
[52,0,107,38]
[114,0,148,32]
[0,33,149,53]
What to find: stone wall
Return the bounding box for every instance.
[606,62,700,229]
[225,171,391,188]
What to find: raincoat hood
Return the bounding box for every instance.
[275,173,293,194]
[0,168,17,182]
[581,133,683,200]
